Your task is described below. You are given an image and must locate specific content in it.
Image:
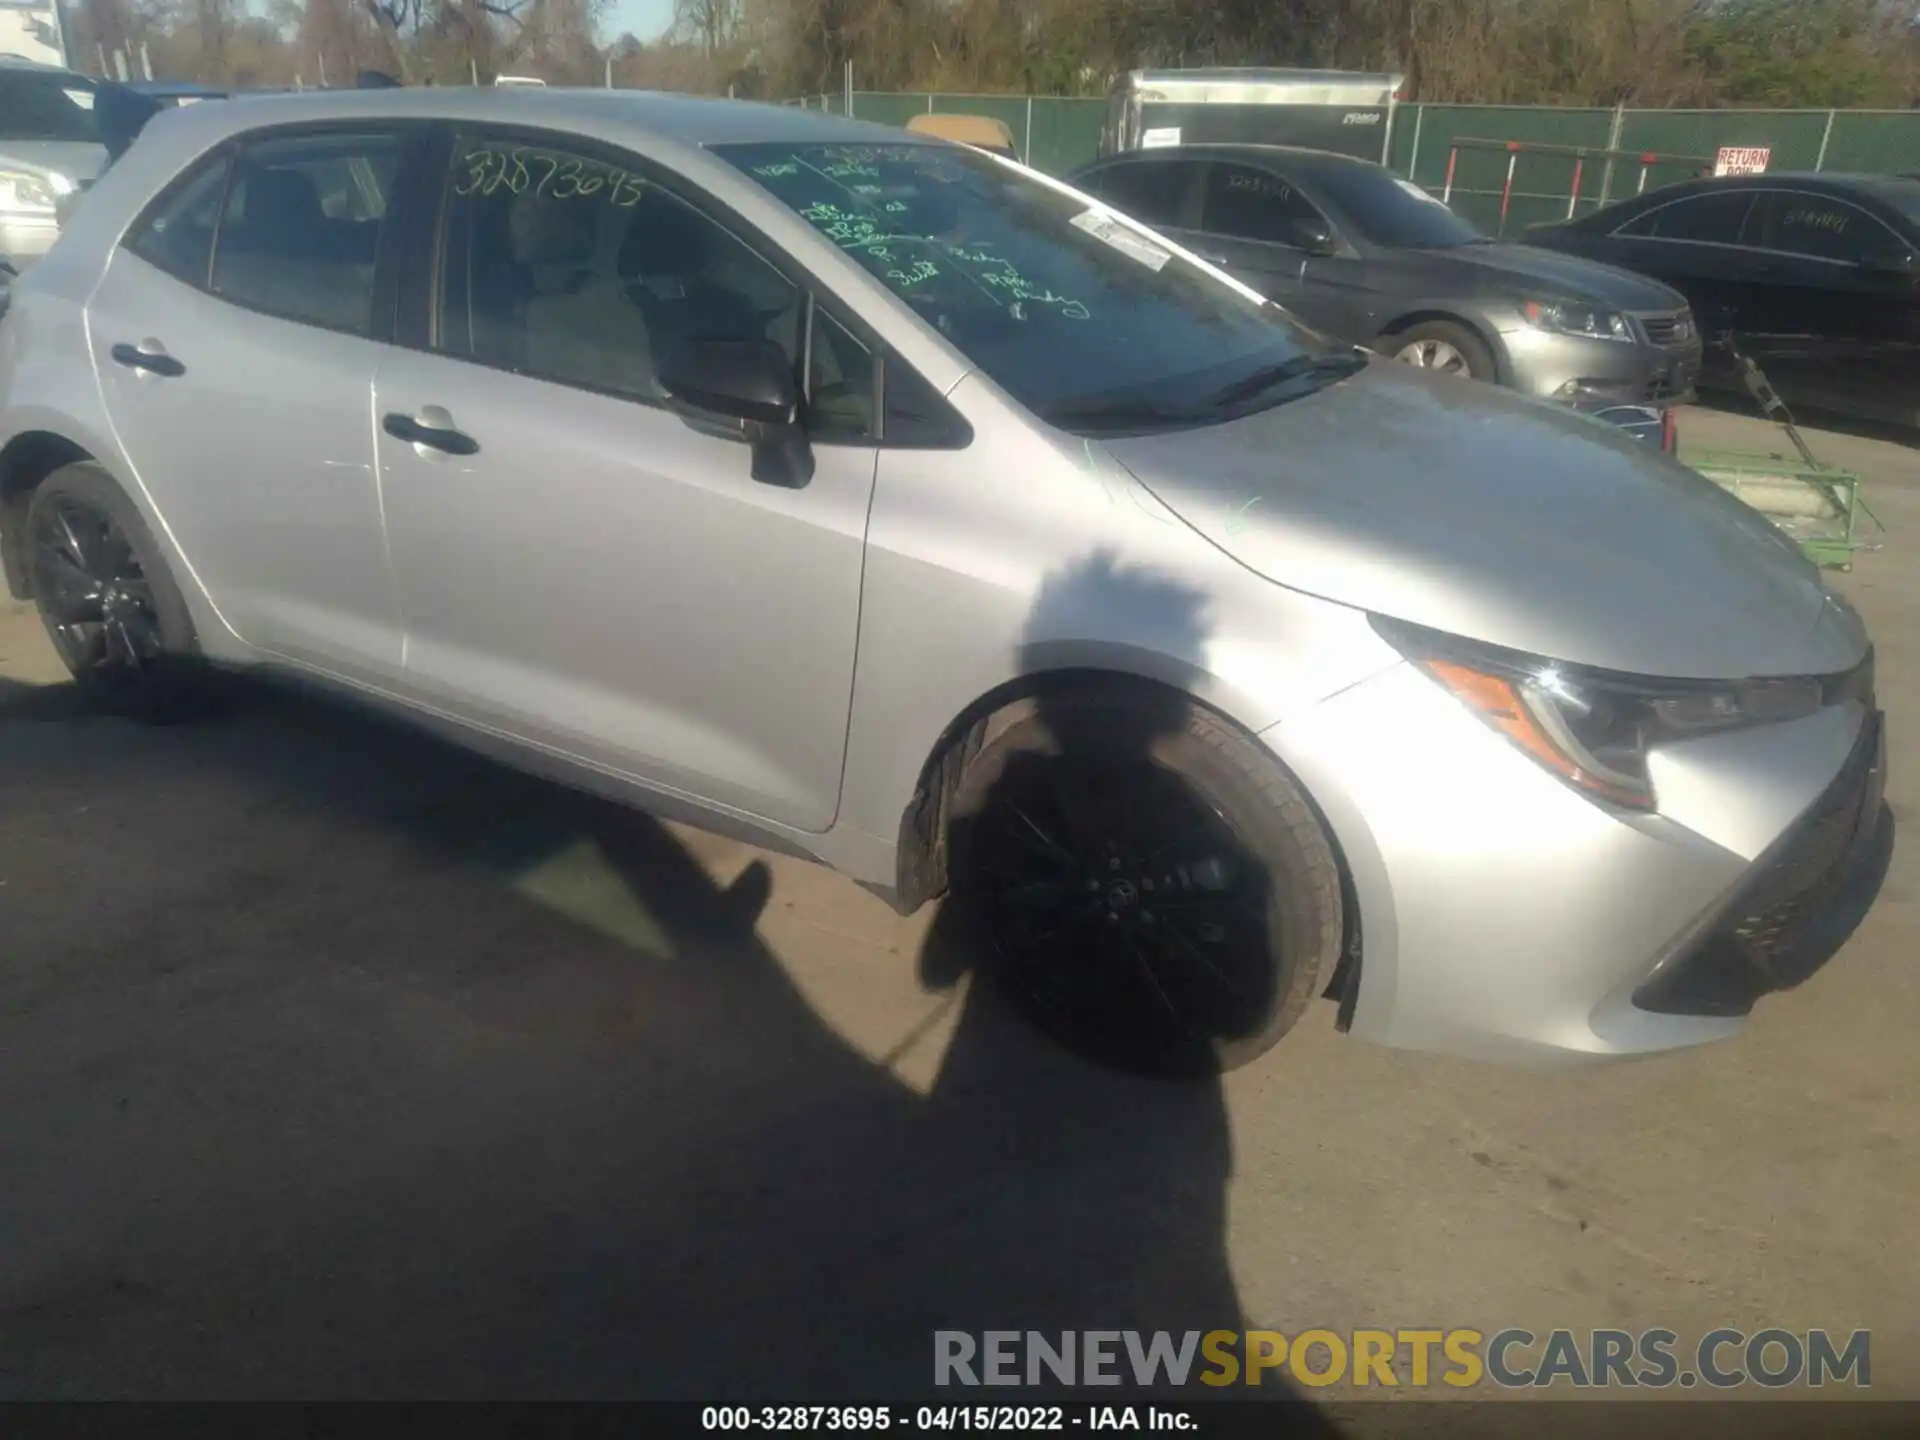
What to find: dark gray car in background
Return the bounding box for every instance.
[1070,143,1704,407]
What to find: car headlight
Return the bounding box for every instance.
[1522,298,1632,343]
[0,169,74,219]
[1373,617,1830,809]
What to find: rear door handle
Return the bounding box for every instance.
[110,340,185,377]
[383,407,479,457]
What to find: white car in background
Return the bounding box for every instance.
[0,57,105,269]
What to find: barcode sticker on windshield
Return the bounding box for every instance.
[1141,127,1182,149]
[63,88,96,110]
[1070,209,1172,271]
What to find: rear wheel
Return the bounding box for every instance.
[946,689,1344,1078]
[1390,319,1495,383]
[25,461,216,722]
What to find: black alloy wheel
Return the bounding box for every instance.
[30,491,166,684]
[948,692,1343,1078]
[24,461,214,721]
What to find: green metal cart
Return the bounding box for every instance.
[1682,448,1865,571]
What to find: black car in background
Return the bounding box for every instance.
[1526,173,1920,428]
[1068,144,1700,408]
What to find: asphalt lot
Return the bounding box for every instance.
[1,402,1917,1414]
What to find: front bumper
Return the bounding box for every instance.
[1263,661,1885,1066]
[1635,708,1890,1017]
[1501,327,1703,407]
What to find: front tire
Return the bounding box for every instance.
[946,687,1344,1078]
[25,461,216,722]
[1390,319,1495,383]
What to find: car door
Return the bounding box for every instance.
[370,127,877,834]
[1739,188,1920,421]
[83,126,417,683]
[1598,188,1762,364]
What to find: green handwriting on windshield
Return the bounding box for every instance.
[782,190,1089,321]
[454,148,646,206]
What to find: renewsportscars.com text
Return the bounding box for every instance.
[933,1329,1872,1390]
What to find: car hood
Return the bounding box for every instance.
[1439,240,1684,311]
[1100,362,1863,680]
[0,140,108,185]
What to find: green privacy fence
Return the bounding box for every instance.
[789,91,1920,232]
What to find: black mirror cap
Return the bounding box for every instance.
[657,337,799,428]
[1291,218,1339,255]
[1864,251,1920,277]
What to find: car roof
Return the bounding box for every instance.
[132,85,929,152]
[1606,169,1920,219]
[1658,170,1904,195]
[1086,142,1384,174]
[0,58,91,81]
[129,80,231,96]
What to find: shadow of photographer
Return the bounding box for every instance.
[0,557,1331,1422]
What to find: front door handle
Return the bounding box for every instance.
[383,407,479,457]
[110,340,185,377]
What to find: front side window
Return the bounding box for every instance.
[718,141,1330,429]
[1200,163,1328,246]
[1750,192,1904,265]
[209,131,402,335]
[1308,166,1485,250]
[436,133,803,407]
[1617,190,1754,244]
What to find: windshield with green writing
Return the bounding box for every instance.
[716,141,1341,430]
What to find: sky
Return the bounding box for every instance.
[605,0,676,44]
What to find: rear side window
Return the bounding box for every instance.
[0,71,99,144]
[208,131,403,336]
[1750,192,1906,265]
[126,152,231,286]
[1091,160,1194,228]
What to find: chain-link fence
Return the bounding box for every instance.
[786,91,1920,228]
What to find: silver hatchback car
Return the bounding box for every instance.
[0,89,1892,1076]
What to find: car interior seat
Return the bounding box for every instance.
[617,189,786,374]
[516,186,659,397]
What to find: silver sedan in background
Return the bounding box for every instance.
[1069,144,1704,408]
[0,88,1891,1076]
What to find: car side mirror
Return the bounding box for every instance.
[656,337,815,489]
[1290,218,1339,256]
[1861,251,1919,277]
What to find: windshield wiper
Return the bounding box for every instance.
[1041,393,1208,433]
[1198,347,1370,412]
